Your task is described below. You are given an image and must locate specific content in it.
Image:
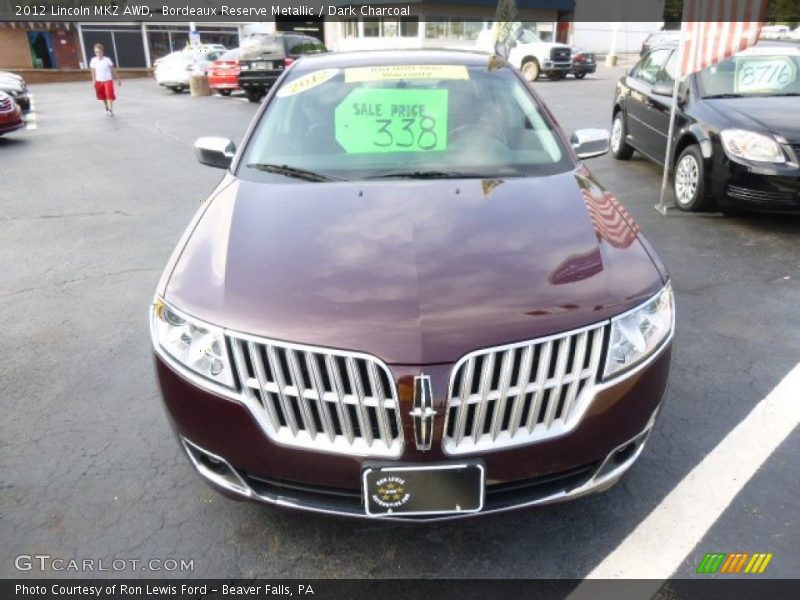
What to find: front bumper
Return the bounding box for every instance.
[542,61,571,72]
[156,339,671,520]
[238,70,283,92]
[0,114,23,134]
[713,149,800,213]
[571,63,597,75]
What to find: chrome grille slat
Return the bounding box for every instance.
[472,352,496,443]
[346,356,373,447]
[489,349,514,441]
[228,332,402,457]
[444,323,606,455]
[267,345,300,436]
[507,345,535,437]
[286,348,317,439]
[247,341,281,431]
[306,353,336,443]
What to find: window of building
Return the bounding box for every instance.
[363,19,380,37]
[424,20,482,40]
[343,19,358,38]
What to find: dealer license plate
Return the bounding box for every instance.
[363,463,484,517]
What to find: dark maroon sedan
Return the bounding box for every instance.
[151,50,674,520]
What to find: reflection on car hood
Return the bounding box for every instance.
[706,96,800,141]
[165,171,663,364]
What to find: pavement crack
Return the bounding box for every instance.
[0,210,134,222]
[2,267,159,298]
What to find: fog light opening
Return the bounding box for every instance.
[182,438,250,496]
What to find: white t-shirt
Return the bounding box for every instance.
[90,56,114,82]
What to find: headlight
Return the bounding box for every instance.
[720,129,785,164]
[151,299,234,388]
[604,283,674,379]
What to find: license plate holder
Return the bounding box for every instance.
[363,463,484,517]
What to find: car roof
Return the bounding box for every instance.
[291,49,500,71]
[645,38,800,51]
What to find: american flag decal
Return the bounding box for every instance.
[679,0,768,78]
[581,188,640,250]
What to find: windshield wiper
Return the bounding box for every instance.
[365,170,488,180]
[768,92,800,97]
[246,163,342,182]
[703,93,745,99]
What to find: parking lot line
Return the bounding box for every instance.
[572,363,800,585]
[24,95,37,130]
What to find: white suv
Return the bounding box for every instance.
[477,25,572,81]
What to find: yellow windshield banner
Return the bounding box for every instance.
[276,68,340,98]
[344,64,469,83]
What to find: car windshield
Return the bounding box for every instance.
[697,46,800,97]
[517,29,543,44]
[240,60,571,182]
[240,36,283,59]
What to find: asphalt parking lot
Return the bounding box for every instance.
[2,66,798,579]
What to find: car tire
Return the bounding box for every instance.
[218,90,232,97]
[521,59,540,82]
[610,112,634,160]
[574,72,587,79]
[673,145,712,212]
[245,89,263,103]
[170,86,184,94]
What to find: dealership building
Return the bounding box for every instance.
[0,0,581,71]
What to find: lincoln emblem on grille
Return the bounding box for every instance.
[410,374,436,451]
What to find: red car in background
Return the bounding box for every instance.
[0,91,24,136]
[208,48,241,96]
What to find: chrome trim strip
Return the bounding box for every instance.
[181,437,251,497]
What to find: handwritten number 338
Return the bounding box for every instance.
[374,116,438,150]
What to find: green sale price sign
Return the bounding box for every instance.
[334,88,449,154]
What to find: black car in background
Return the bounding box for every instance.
[570,47,596,79]
[611,41,800,212]
[238,33,327,103]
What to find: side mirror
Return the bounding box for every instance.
[651,82,674,96]
[570,128,610,159]
[194,137,236,169]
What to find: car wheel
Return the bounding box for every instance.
[674,145,712,212]
[170,86,183,94]
[610,112,634,160]
[574,72,587,79]
[521,59,540,82]
[217,90,232,97]
[245,89,263,103]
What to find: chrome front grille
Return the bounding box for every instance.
[0,97,13,111]
[228,334,403,457]
[443,324,606,455]
[551,47,571,61]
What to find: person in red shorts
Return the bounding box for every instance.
[90,43,121,116]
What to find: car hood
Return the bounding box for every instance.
[705,96,800,141]
[165,171,663,364]
[0,78,23,92]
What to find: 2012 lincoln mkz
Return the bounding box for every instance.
[150,50,674,521]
